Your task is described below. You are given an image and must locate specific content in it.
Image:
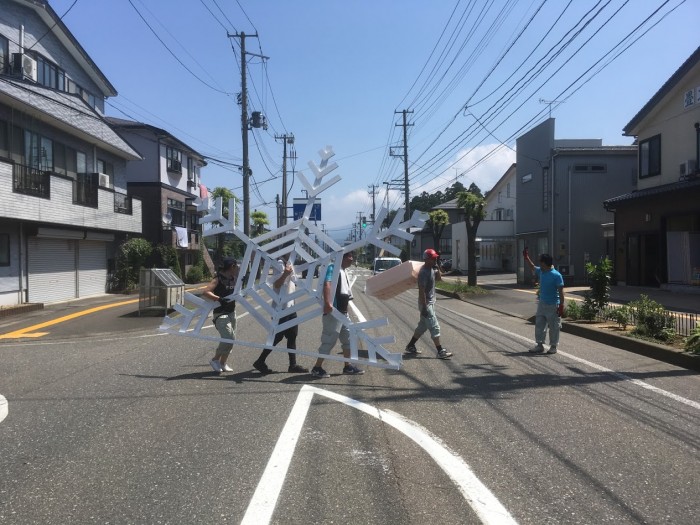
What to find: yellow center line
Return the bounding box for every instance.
[0,298,140,340]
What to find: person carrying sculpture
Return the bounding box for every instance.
[405,248,453,359]
[310,251,364,378]
[252,253,309,374]
[203,257,240,373]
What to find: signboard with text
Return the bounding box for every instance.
[293,198,321,221]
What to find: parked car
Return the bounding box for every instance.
[372,257,402,275]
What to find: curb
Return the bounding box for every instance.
[436,289,700,372]
[0,303,44,318]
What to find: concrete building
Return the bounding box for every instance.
[604,46,700,289]
[106,118,209,278]
[0,0,142,305]
[515,119,637,285]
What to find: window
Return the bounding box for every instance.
[24,131,53,172]
[0,119,7,158]
[167,198,185,227]
[574,164,607,173]
[166,147,182,173]
[639,135,661,178]
[0,233,9,266]
[0,35,8,74]
[542,167,549,211]
[97,159,113,176]
[506,183,511,198]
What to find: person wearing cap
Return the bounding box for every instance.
[310,251,364,378]
[202,258,240,373]
[523,248,565,354]
[405,248,453,359]
[252,253,309,374]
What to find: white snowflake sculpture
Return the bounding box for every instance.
[160,146,425,369]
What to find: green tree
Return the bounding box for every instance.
[251,210,270,237]
[457,190,486,286]
[427,209,449,254]
[115,237,152,291]
[209,187,239,263]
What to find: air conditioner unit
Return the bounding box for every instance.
[12,53,38,82]
[679,159,697,177]
[98,173,111,188]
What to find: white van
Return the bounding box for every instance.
[372,257,402,275]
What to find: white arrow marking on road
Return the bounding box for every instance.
[0,395,7,424]
[241,385,518,525]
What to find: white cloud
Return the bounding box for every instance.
[416,143,516,196]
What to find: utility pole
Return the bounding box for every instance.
[367,184,378,226]
[229,31,266,236]
[275,133,295,226]
[391,109,413,257]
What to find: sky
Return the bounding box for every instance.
[49,0,700,242]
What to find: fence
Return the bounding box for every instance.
[597,303,698,338]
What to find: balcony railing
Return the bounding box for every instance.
[12,163,51,199]
[74,173,98,208]
[114,192,133,215]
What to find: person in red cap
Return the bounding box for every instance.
[405,248,453,359]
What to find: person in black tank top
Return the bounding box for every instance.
[202,258,240,373]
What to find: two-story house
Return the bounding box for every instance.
[516,118,637,285]
[0,0,142,305]
[604,46,700,289]
[106,118,209,277]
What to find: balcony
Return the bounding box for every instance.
[12,163,51,198]
[74,173,98,208]
[114,192,133,215]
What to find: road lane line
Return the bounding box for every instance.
[242,385,518,525]
[445,307,700,411]
[0,395,7,424]
[0,298,139,340]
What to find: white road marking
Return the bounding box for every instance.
[241,385,518,525]
[445,307,700,411]
[0,395,7,424]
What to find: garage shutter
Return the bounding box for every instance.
[78,240,107,297]
[28,238,77,303]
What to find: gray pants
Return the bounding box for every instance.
[535,302,560,347]
[318,312,350,355]
[214,313,237,359]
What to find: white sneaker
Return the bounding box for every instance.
[221,363,233,372]
[209,359,222,373]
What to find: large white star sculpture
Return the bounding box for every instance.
[160,146,425,369]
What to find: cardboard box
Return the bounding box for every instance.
[365,261,422,300]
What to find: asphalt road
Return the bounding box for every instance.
[0,270,698,524]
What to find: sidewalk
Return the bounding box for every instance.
[439,273,700,371]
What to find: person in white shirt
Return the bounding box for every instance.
[253,254,309,374]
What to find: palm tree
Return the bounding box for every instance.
[209,187,239,263]
[457,190,486,286]
[251,210,270,237]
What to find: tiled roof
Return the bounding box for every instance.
[603,177,700,209]
[0,78,141,159]
[106,117,206,161]
[623,45,700,135]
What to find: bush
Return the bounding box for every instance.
[565,300,582,320]
[186,266,204,284]
[685,326,700,354]
[629,294,675,341]
[115,237,153,291]
[584,257,612,315]
[153,244,182,278]
[607,305,631,329]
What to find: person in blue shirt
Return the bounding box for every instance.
[523,249,565,354]
[310,251,364,378]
